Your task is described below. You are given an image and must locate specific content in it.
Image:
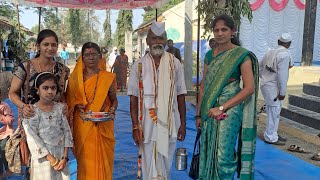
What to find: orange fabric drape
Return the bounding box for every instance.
[99,57,107,71]
[66,55,116,180]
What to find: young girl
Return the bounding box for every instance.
[22,72,73,180]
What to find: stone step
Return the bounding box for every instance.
[288,94,320,113]
[259,113,320,146]
[303,83,320,97]
[281,105,320,130]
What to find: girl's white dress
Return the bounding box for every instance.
[22,102,73,180]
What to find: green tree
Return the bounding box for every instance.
[0,2,17,37]
[143,0,184,22]
[103,10,112,49]
[34,8,62,38]
[80,9,100,44]
[115,10,133,48]
[30,24,45,34]
[0,2,16,19]
[68,9,81,53]
[197,0,252,35]
[42,8,61,29]
[65,9,100,49]
[6,27,28,64]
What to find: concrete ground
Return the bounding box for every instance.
[257,100,320,167]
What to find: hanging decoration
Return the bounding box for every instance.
[269,0,289,11]
[293,0,305,10]
[250,0,265,11]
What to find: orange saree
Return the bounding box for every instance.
[66,56,116,180]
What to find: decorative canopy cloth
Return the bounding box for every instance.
[7,0,170,9]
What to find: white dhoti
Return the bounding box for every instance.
[141,141,176,180]
[263,101,282,142]
[261,84,283,143]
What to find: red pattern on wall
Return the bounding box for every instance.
[249,0,307,11]
[293,0,305,10]
[250,0,265,11]
[269,0,289,11]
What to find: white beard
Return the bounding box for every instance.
[150,44,164,57]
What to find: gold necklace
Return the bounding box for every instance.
[84,72,99,104]
[38,59,55,72]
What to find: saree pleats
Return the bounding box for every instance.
[199,47,259,180]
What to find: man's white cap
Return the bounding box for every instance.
[279,33,292,43]
[113,47,118,51]
[150,21,165,36]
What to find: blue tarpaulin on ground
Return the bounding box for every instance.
[4,96,320,180]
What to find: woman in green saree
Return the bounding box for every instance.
[195,14,259,180]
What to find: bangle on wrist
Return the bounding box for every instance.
[194,115,201,119]
[50,158,59,167]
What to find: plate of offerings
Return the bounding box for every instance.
[80,110,113,122]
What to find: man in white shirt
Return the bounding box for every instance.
[260,33,292,145]
[128,21,187,179]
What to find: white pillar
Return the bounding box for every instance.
[125,31,133,63]
[184,0,193,90]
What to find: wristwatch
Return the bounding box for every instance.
[218,106,224,111]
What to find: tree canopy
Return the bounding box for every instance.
[103,10,112,49]
[0,2,16,20]
[0,2,18,37]
[115,10,133,49]
[68,9,81,50]
[143,0,184,23]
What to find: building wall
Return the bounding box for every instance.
[162,1,206,43]
[136,31,148,58]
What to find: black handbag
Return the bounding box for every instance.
[189,128,201,179]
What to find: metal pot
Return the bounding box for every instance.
[175,147,188,171]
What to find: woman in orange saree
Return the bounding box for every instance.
[66,42,118,180]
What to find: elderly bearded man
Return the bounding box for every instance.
[260,33,293,145]
[128,21,187,179]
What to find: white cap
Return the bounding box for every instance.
[279,33,292,43]
[150,21,165,36]
[113,47,118,51]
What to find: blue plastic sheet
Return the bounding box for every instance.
[4,96,320,180]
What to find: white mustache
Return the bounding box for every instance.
[151,44,164,57]
[152,44,164,50]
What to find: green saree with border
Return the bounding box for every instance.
[199,46,259,180]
